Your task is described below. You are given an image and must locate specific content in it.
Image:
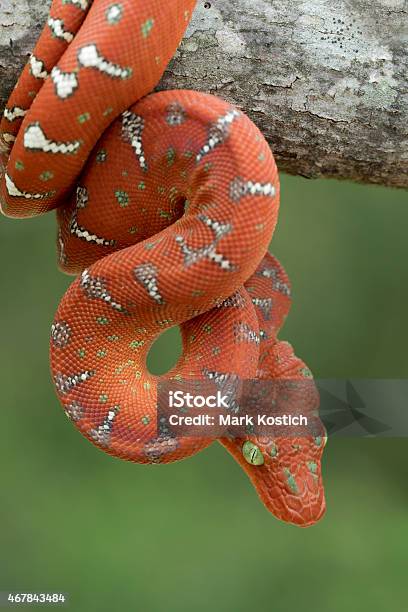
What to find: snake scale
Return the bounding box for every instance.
[0,0,326,526]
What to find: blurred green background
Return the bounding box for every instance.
[1,175,407,611]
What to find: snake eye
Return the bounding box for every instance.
[242,441,264,466]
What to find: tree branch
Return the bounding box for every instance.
[1,0,407,187]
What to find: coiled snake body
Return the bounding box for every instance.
[0,0,325,526]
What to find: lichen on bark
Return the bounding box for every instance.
[1,0,407,187]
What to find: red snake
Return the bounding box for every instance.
[0,0,326,526]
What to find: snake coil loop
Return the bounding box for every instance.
[0,0,325,526]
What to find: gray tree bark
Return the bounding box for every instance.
[0,0,407,188]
